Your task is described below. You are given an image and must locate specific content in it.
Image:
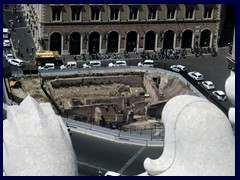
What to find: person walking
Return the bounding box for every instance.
[18,39,20,46]
[29,52,33,60]
[26,48,29,53]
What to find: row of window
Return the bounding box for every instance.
[51,5,214,22]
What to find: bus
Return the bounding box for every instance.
[35,50,63,66]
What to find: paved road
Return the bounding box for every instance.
[3,7,36,61]
[71,130,163,176]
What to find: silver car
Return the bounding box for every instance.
[137,60,154,67]
[212,90,227,101]
[202,81,215,90]
[3,39,11,48]
[170,65,187,72]
[188,71,204,81]
[83,60,101,68]
[5,51,14,62]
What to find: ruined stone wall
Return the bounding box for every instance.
[64,104,118,122]
[129,101,148,115]
[146,100,168,118]
[143,74,161,102]
[50,75,143,88]
[67,94,146,121]
[84,94,145,111]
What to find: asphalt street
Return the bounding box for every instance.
[71,131,163,176]
[3,7,36,62]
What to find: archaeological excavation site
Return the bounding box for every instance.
[9,71,197,129]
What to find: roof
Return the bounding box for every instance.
[144,59,154,63]
[214,90,225,95]
[35,51,61,58]
[189,71,203,76]
[3,28,9,33]
[203,81,213,85]
[116,60,126,63]
[104,171,121,176]
[176,65,185,68]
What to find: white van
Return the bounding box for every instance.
[104,171,121,176]
[60,61,77,69]
[38,63,55,70]
[137,59,154,67]
[8,58,24,67]
[83,60,101,68]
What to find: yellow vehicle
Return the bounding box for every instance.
[35,50,63,66]
[9,81,21,88]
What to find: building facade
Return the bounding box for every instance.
[22,4,223,56]
[226,26,235,70]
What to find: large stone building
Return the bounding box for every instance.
[22,4,225,56]
[226,26,235,70]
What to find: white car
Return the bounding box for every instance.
[212,90,227,101]
[108,60,127,67]
[138,60,154,67]
[5,51,14,62]
[60,61,77,69]
[170,65,187,72]
[202,81,215,90]
[188,71,204,81]
[8,58,24,67]
[38,63,55,70]
[83,60,101,68]
[104,171,121,176]
[3,39,11,48]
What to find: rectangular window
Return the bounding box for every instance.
[185,6,194,19]
[91,7,100,20]
[148,7,157,20]
[52,7,61,21]
[71,7,81,21]
[110,7,119,20]
[129,7,138,20]
[204,6,213,19]
[167,7,176,19]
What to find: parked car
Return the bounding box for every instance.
[3,39,11,48]
[170,64,187,72]
[8,58,24,67]
[104,171,121,176]
[38,63,55,70]
[3,28,9,39]
[60,61,77,69]
[108,60,127,67]
[202,81,215,90]
[83,60,101,68]
[212,90,227,101]
[5,51,14,61]
[9,81,21,88]
[137,59,154,67]
[188,71,204,81]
